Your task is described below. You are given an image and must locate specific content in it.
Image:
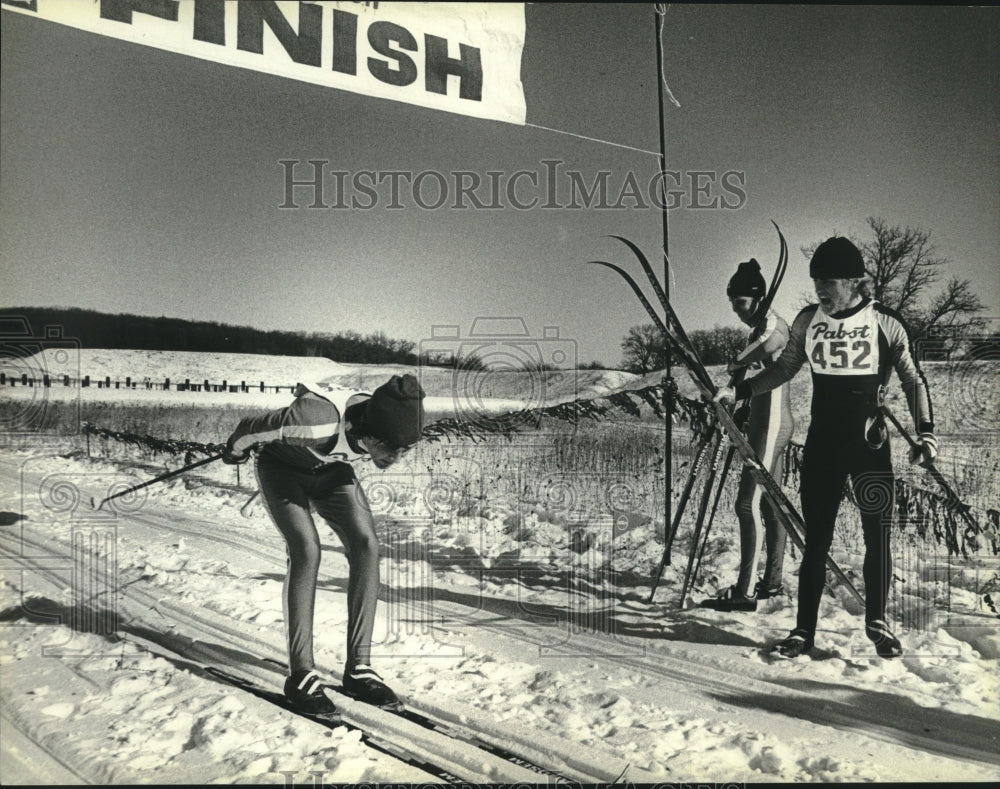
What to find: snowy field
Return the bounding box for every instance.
[0,349,645,427]
[1,352,998,784]
[0,348,641,399]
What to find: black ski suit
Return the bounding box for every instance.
[736,298,934,633]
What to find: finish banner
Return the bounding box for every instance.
[1,0,527,125]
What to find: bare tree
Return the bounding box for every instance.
[802,217,984,337]
[620,323,746,371]
[923,277,986,330]
[620,323,667,374]
[690,326,746,365]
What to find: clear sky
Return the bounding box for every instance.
[2,3,998,366]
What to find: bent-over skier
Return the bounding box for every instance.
[717,237,937,658]
[701,259,794,611]
[223,373,425,714]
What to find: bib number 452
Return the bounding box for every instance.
[811,339,872,370]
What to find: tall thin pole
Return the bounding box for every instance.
[653,6,672,546]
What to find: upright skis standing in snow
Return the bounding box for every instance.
[586,233,865,607]
[685,432,742,602]
[659,423,718,574]
[679,427,729,604]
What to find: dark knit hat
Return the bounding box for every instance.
[726,258,766,299]
[365,374,425,447]
[809,236,866,279]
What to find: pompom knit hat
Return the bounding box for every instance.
[726,258,766,299]
[366,374,425,447]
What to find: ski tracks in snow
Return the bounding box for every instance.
[1,454,998,783]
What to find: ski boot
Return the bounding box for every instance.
[700,585,758,612]
[284,669,340,720]
[865,619,903,658]
[770,628,814,659]
[753,580,786,600]
[343,665,403,711]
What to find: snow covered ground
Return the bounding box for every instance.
[0,349,643,425]
[2,348,639,401]
[1,355,998,784]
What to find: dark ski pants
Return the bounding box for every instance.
[796,431,894,634]
[255,458,379,674]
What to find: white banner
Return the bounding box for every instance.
[1,0,526,125]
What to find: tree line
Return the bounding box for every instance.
[1,307,439,366]
[2,307,596,370]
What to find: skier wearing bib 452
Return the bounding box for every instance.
[701,259,794,612]
[718,237,937,659]
[223,374,425,715]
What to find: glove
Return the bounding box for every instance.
[864,413,888,450]
[909,432,938,467]
[223,448,250,465]
[222,438,250,465]
[712,386,736,406]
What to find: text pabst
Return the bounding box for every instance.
[811,323,873,341]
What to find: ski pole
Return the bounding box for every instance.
[240,490,260,516]
[878,404,981,542]
[649,425,716,602]
[92,452,225,510]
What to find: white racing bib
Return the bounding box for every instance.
[805,302,880,376]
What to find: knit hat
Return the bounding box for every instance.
[726,258,766,299]
[365,374,425,447]
[809,236,866,279]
